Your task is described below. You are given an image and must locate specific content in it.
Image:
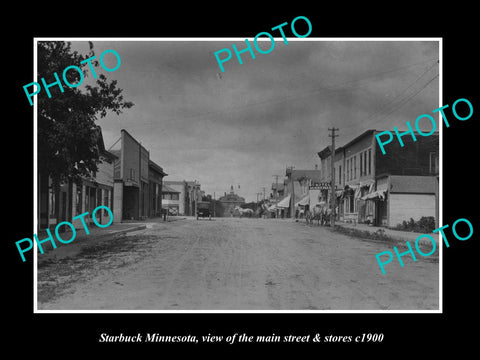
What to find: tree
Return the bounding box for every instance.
[37,41,134,189]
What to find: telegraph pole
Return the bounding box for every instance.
[262,187,266,201]
[287,165,295,218]
[213,191,216,217]
[328,128,339,228]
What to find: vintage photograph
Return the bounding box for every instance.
[34,39,440,311]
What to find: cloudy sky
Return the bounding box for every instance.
[70,39,439,202]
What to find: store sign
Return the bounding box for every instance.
[309,182,332,190]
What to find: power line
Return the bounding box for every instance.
[115,57,438,131]
[362,60,439,125]
[340,70,439,140]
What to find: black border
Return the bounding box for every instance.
[7,5,478,354]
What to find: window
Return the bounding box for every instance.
[349,195,355,213]
[368,149,372,174]
[346,159,349,181]
[339,165,342,185]
[351,157,354,180]
[364,150,367,176]
[360,152,363,176]
[129,168,135,180]
[354,156,357,179]
[172,193,179,200]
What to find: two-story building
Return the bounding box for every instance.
[318,129,439,227]
[161,184,181,215]
[218,185,245,217]
[148,159,167,218]
[111,129,152,221]
[162,180,202,216]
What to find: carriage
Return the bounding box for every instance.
[305,201,332,226]
[196,201,212,220]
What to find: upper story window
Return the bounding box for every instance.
[368,149,372,175]
[128,168,135,180]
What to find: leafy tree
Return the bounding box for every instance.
[37,41,133,189]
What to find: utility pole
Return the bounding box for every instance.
[256,192,262,212]
[328,128,339,228]
[262,187,266,201]
[213,191,216,217]
[286,165,295,218]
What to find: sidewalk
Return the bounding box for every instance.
[333,221,439,246]
[36,222,148,263]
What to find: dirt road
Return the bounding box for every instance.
[37,217,439,310]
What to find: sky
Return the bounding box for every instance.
[69,39,439,202]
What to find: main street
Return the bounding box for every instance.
[37,217,439,311]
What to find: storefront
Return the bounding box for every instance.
[361,182,388,226]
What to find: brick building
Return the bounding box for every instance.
[318,129,439,227]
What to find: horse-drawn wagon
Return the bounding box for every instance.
[196,201,212,220]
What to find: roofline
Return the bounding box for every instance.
[101,149,118,160]
[148,159,167,176]
[162,185,180,193]
[121,129,149,153]
[342,129,377,150]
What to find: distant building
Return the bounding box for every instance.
[218,186,245,217]
[163,180,202,216]
[163,181,188,215]
[185,181,202,216]
[284,168,322,217]
[271,182,285,200]
[161,184,181,215]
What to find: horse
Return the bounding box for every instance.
[306,202,332,226]
[234,206,254,218]
[306,204,323,225]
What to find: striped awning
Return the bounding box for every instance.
[276,194,291,208]
[295,194,310,207]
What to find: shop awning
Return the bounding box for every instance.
[359,179,375,188]
[345,183,360,190]
[361,189,387,201]
[276,194,291,208]
[295,194,310,207]
[354,187,362,199]
[267,204,277,212]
